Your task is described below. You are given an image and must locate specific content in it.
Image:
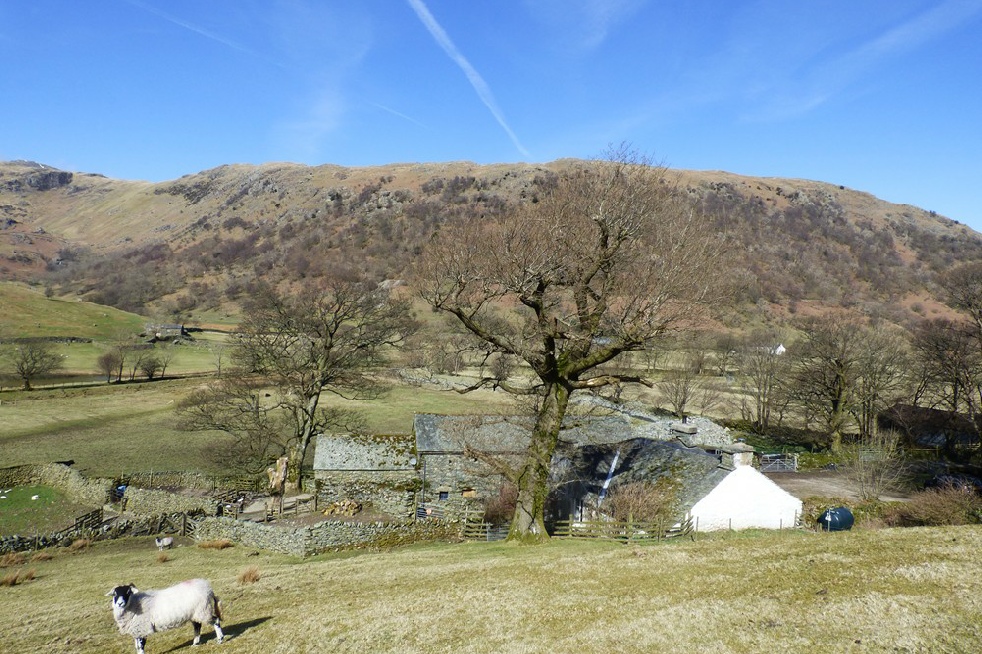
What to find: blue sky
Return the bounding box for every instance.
[3,1,981,232]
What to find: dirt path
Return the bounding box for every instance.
[765,470,911,502]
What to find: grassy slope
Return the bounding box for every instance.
[0,282,145,340]
[1,527,980,653]
[0,377,514,477]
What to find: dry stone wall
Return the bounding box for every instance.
[0,463,111,506]
[193,515,460,557]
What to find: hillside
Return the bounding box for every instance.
[2,158,981,328]
[2,527,981,653]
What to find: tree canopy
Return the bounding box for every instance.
[178,277,414,485]
[416,148,728,540]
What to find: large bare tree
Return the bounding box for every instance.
[911,318,982,454]
[5,340,63,390]
[178,277,413,486]
[415,148,728,541]
[786,316,864,452]
[737,329,789,432]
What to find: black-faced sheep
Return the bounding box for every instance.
[107,579,224,653]
[154,536,174,551]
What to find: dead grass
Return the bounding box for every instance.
[1,526,980,653]
[197,539,234,550]
[0,568,34,586]
[0,552,26,568]
[237,565,261,584]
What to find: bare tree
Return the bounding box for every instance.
[852,325,911,439]
[156,346,175,379]
[847,428,908,501]
[126,347,147,381]
[910,318,982,455]
[938,262,982,440]
[737,330,788,432]
[139,353,163,380]
[97,349,123,383]
[712,332,740,377]
[939,262,982,335]
[178,277,413,487]
[5,340,63,390]
[658,368,698,420]
[786,316,864,451]
[415,147,728,541]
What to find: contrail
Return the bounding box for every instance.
[124,0,258,58]
[370,102,430,130]
[406,0,531,158]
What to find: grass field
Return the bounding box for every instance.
[0,375,513,477]
[1,526,980,653]
[0,485,98,535]
[0,282,145,340]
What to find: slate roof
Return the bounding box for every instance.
[314,433,416,471]
[413,413,634,454]
[551,437,731,513]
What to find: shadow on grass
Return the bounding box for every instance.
[162,616,272,652]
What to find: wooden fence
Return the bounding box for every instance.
[257,493,318,521]
[73,507,104,531]
[461,514,694,544]
[551,515,694,544]
[462,514,510,542]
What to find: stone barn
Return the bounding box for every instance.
[312,432,418,518]
[314,411,802,530]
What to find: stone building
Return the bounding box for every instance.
[312,432,418,517]
[313,411,801,530]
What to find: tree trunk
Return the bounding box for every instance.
[508,383,569,542]
[287,443,304,490]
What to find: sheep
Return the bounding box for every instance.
[154,536,174,551]
[106,579,224,654]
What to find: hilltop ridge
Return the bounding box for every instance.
[1,158,980,328]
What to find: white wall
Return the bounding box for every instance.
[688,466,802,531]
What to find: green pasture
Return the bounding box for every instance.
[0,375,512,477]
[0,485,97,535]
[2,526,981,653]
[0,282,145,340]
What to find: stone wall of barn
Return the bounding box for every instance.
[313,470,419,518]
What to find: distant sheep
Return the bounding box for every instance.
[106,579,224,654]
[154,536,174,551]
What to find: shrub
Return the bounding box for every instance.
[483,483,517,525]
[197,539,234,550]
[605,480,679,523]
[156,552,170,564]
[883,485,982,527]
[238,565,261,585]
[68,539,91,551]
[0,553,26,568]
